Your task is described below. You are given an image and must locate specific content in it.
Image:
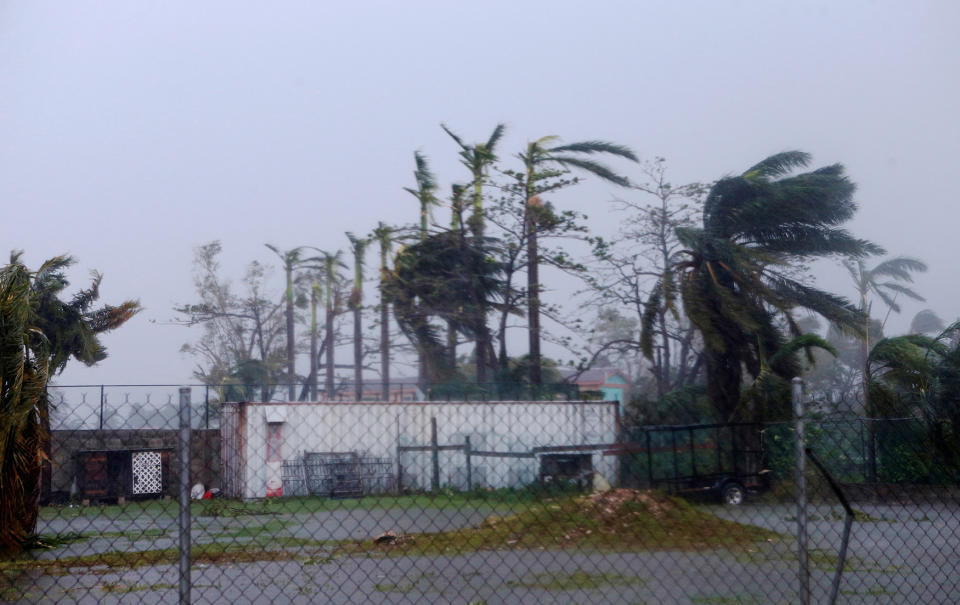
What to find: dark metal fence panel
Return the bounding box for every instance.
[6,388,960,604]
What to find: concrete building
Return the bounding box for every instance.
[220,400,620,499]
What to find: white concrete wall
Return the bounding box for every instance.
[237,401,618,498]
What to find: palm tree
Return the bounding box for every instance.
[346,233,368,400]
[319,250,346,398]
[404,151,440,241]
[265,245,317,400]
[844,256,928,415]
[0,259,49,551]
[667,152,880,421]
[404,151,439,389]
[517,137,638,386]
[441,123,506,238]
[308,280,321,400]
[1,253,138,551]
[371,223,394,400]
[383,231,505,387]
[867,322,960,477]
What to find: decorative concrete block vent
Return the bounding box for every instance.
[220,400,620,499]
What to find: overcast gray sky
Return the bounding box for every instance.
[1,1,957,386]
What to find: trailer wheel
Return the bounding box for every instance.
[721,482,745,505]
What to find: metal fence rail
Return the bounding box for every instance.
[4,384,959,604]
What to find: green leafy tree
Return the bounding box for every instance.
[1,253,138,551]
[666,152,879,421]
[176,242,286,399]
[867,323,960,479]
[383,231,504,386]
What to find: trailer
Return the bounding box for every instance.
[623,422,770,505]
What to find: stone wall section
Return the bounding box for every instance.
[46,429,220,500]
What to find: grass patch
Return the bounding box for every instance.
[332,489,778,557]
[507,570,645,591]
[101,581,176,594]
[21,532,88,550]
[0,540,334,576]
[40,486,569,522]
[99,528,170,540]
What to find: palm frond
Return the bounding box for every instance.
[485,123,506,150]
[869,256,928,281]
[547,156,630,186]
[549,140,639,162]
[440,123,466,149]
[741,151,811,180]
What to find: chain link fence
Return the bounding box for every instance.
[3,383,959,603]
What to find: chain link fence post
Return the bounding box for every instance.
[178,386,192,605]
[793,376,809,605]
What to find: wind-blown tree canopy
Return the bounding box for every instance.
[1,253,139,551]
[383,230,505,386]
[441,122,506,238]
[844,255,928,412]
[405,151,440,240]
[867,322,960,476]
[665,152,880,421]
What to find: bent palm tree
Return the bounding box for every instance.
[844,256,927,415]
[518,137,638,385]
[404,151,440,241]
[668,152,880,420]
[441,123,506,238]
[1,253,138,551]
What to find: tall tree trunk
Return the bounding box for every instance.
[526,208,542,387]
[325,304,335,399]
[658,310,671,396]
[353,306,363,400]
[310,284,319,401]
[285,268,295,401]
[705,348,742,422]
[447,320,457,375]
[380,293,390,401]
